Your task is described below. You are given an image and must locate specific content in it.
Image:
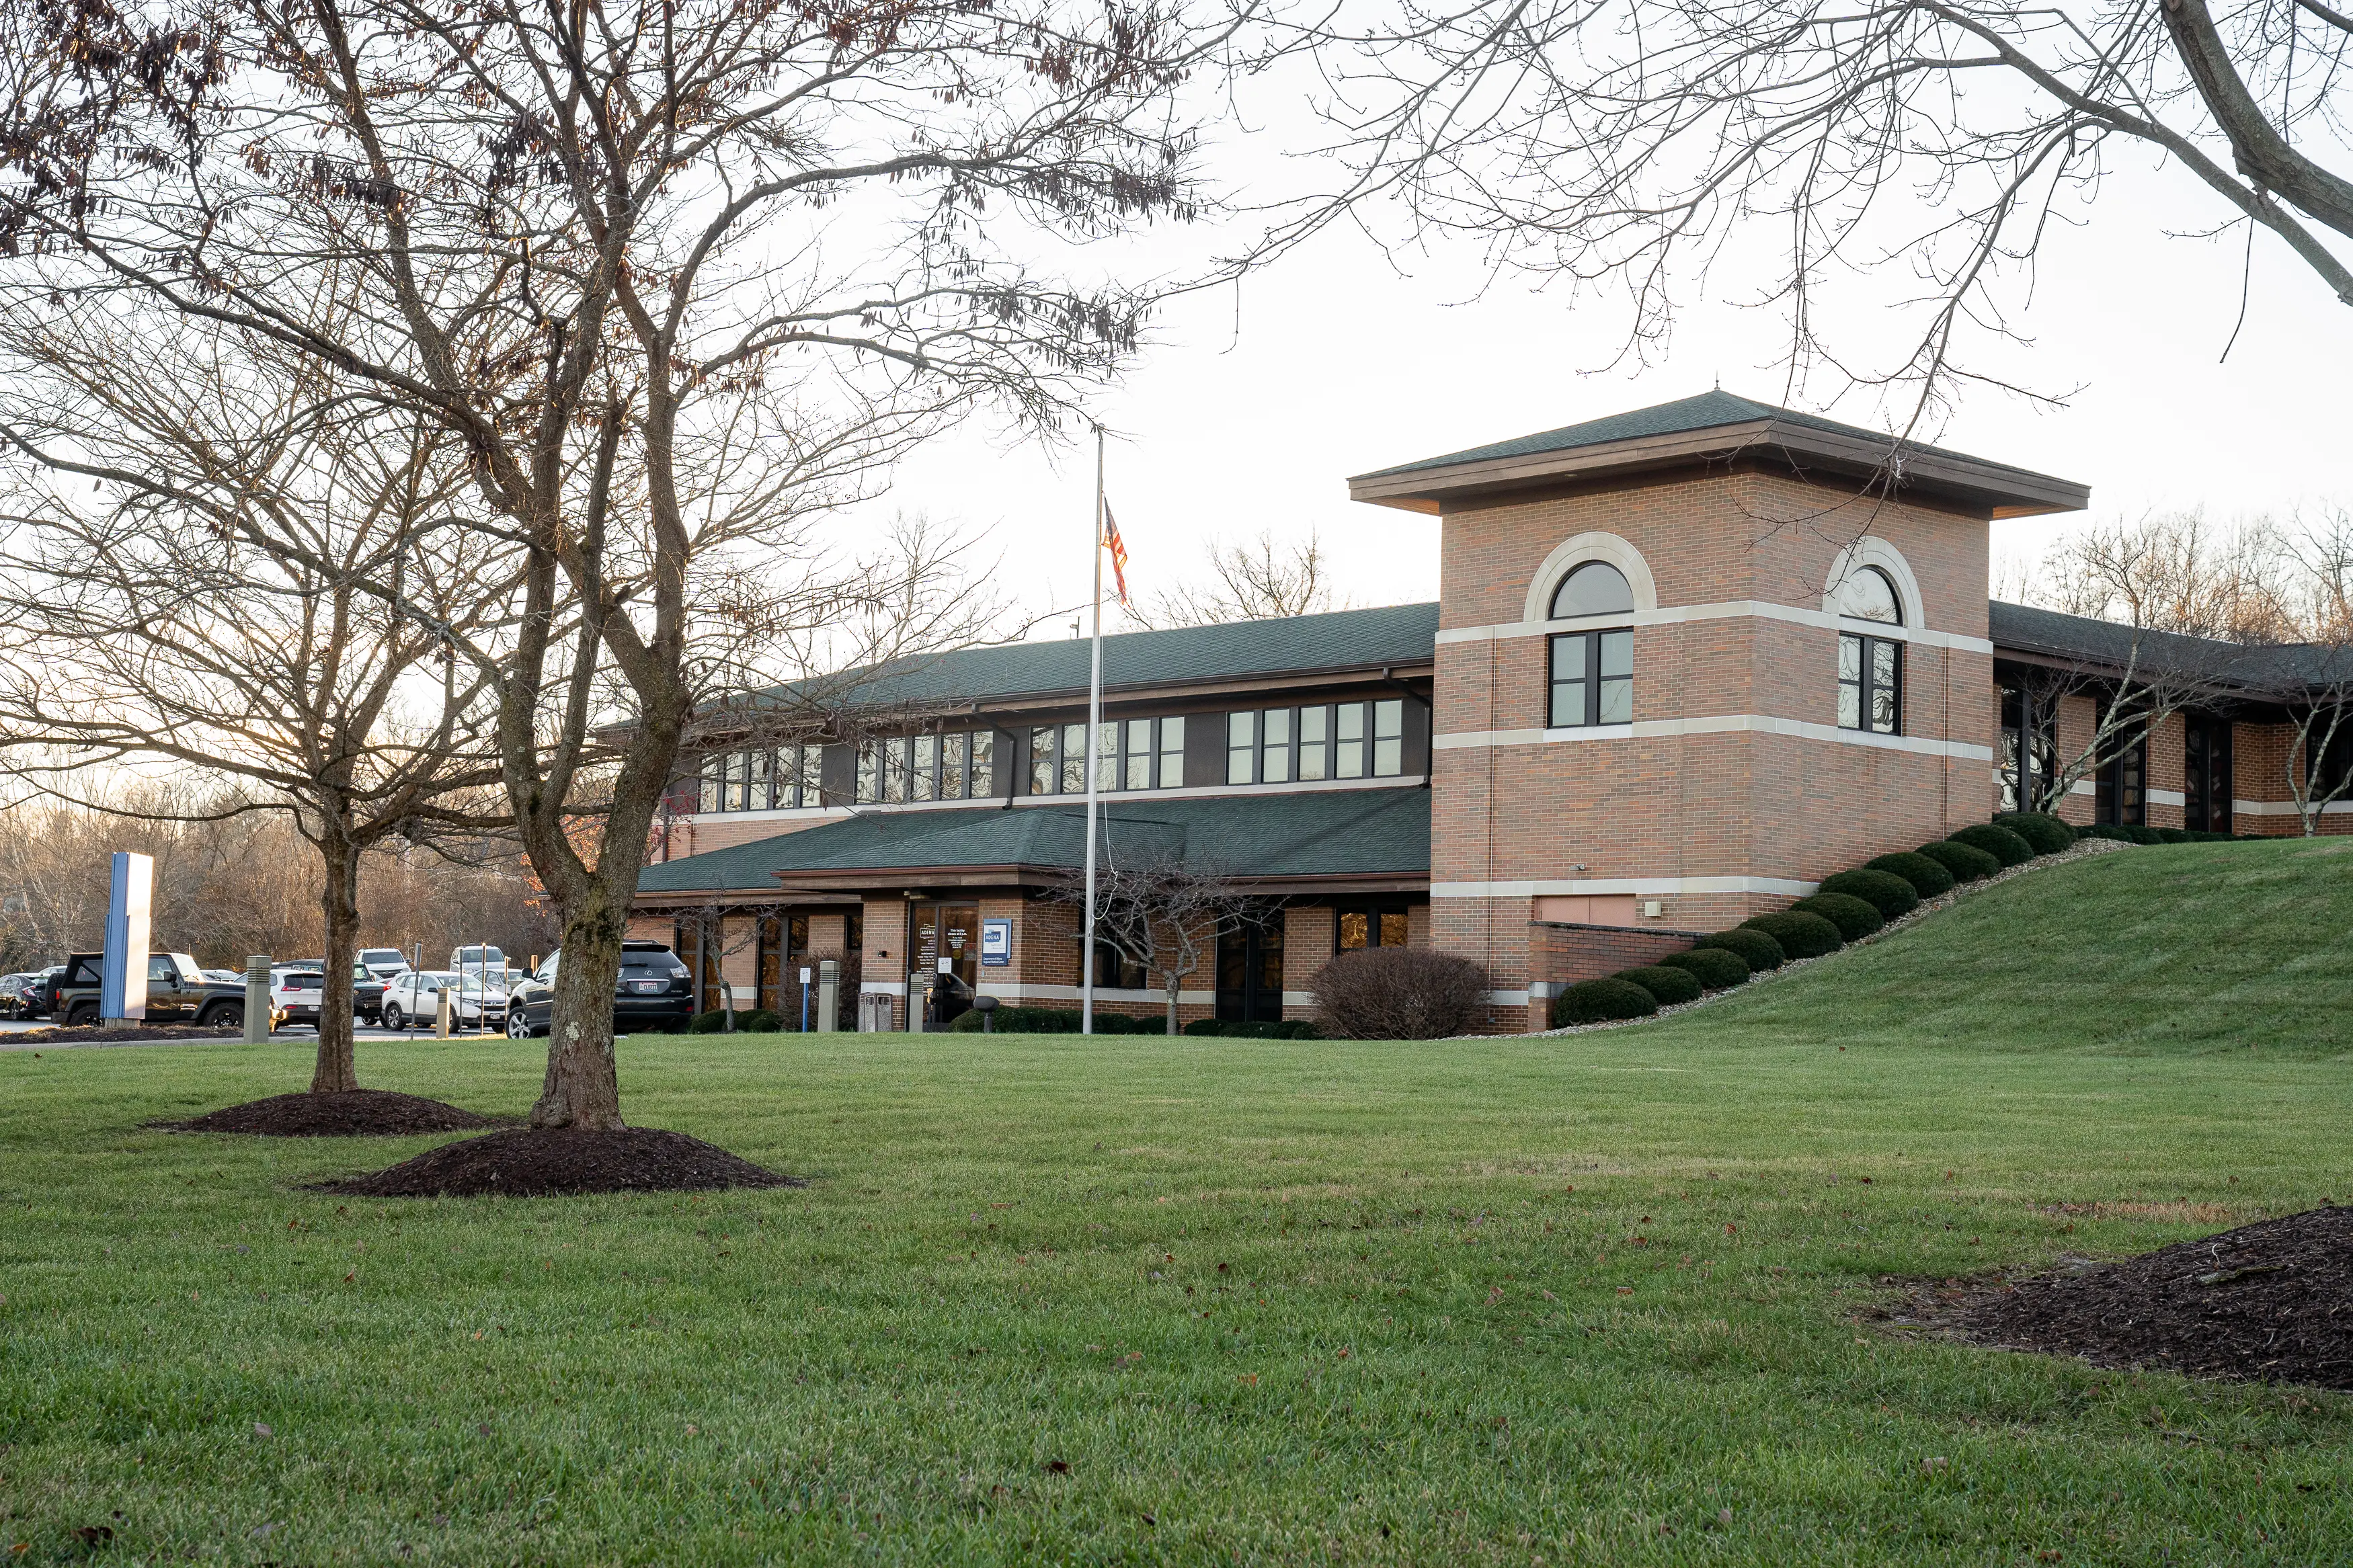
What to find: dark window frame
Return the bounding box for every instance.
[1547,629,1633,729]
[1334,903,1412,953]
[1838,632,1903,736]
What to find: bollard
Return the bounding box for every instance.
[816,958,838,1034]
[245,955,270,1044]
[435,983,452,1040]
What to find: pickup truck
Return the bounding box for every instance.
[50,951,252,1029]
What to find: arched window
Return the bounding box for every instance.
[1835,566,1903,734]
[1837,565,1903,625]
[1550,561,1635,619]
[1547,562,1634,728]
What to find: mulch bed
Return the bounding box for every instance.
[321,1126,803,1198]
[1932,1206,2353,1390]
[11,1024,244,1044]
[158,1089,512,1138]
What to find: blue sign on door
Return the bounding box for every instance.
[980,918,1012,967]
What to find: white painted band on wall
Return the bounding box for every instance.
[1433,714,1994,762]
[666,771,1431,833]
[977,983,1213,1005]
[1434,597,1995,654]
[1484,989,1533,1006]
[2147,788,2187,807]
[860,980,908,996]
[2230,797,2353,817]
[1433,875,1819,899]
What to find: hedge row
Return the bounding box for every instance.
[1547,808,2089,1030]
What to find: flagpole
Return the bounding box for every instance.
[1082,425,1105,1037]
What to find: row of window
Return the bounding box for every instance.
[699,744,824,814]
[1542,560,1909,735]
[856,729,998,804]
[1029,715,1188,796]
[1226,700,1406,784]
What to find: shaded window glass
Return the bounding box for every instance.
[1837,565,1903,625]
[1125,718,1153,791]
[1550,561,1636,618]
[1096,720,1119,792]
[856,742,880,804]
[1334,703,1365,778]
[699,754,722,813]
[1298,706,1328,781]
[1597,632,1633,725]
[912,735,937,801]
[1338,911,1369,950]
[1261,708,1292,783]
[1029,727,1055,795]
[1550,634,1589,729]
[1158,715,1185,788]
[1227,711,1255,784]
[941,732,967,800]
[1380,911,1410,947]
[1372,700,1404,775]
[1838,632,1901,735]
[970,731,995,798]
[1061,723,1086,795]
[885,736,911,803]
[798,745,823,807]
[748,749,772,810]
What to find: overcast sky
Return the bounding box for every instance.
[861,106,2353,636]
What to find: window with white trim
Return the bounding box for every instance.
[1835,565,1903,735]
[696,744,824,812]
[1546,561,1635,729]
[852,729,998,804]
[1029,716,1184,794]
[1228,701,1402,784]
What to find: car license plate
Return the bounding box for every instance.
[631,981,663,993]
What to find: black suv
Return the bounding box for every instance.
[505,941,694,1037]
[51,952,249,1028]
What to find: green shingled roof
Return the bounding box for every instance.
[637,787,1431,893]
[757,601,1439,712]
[1360,390,2049,481]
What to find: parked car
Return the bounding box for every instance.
[0,973,35,1018]
[272,969,328,1027]
[381,970,506,1030]
[450,944,504,975]
[28,964,69,1019]
[358,947,411,979]
[506,941,694,1038]
[52,952,251,1028]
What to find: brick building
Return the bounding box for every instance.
[633,391,2352,1032]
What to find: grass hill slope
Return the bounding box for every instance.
[1662,837,2353,1057]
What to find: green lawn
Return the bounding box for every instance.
[3,839,2350,1565]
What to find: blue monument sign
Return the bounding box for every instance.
[101,851,155,1024]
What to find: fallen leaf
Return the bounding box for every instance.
[1045,1459,1070,1475]
[72,1526,112,1546]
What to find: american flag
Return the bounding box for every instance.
[1101,503,1131,606]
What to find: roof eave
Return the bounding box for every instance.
[1349,419,2089,518]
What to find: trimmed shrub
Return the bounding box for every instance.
[1817,868,1920,919]
[1739,909,1845,960]
[1616,964,1702,1006]
[1792,892,1884,940]
[1312,946,1494,1040]
[688,1009,731,1034]
[1993,811,2076,854]
[1866,850,1955,899]
[1692,927,1786,972]
[1950,821,2035,867]
[2152,827,2190,843]
[1550,977,1658,1026]
[1657,946,1749,990]
[1917,839,2001,882]
[735,1009,783,1033]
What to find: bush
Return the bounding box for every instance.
[2152,827,2190,843]
[1312,946,1494,1040]
[688,1009,730,1034]
[1865,850,1955,899]
[735,1009,783,1033]
[1656,946,1749,990]
[1616,964,1703,1006]
[1739,909,1845,959]
[1950,821,2035,867]
[1817,868,1920,919]
[1550,977,1658,1026]
[1181,1018,1321,1038]
[1792,892,1884,940]
[1993,811,2076,854]
[1692,927,1786,972]
[1917,839,2002,882]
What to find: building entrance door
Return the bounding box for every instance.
[914,902,980,1027]
[1214,907,1285,1023]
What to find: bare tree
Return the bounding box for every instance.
[0,354,512,1091]
[2015,516,2268,811]
[2269,511,2353,835]
[1132,529,1347,628]
[1049,844,1257,1034]
[0,0,1243,1137]
[1267,0,2353,420]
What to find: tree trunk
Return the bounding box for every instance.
[310,821,362,1095]
[1164,972,1180,1035]
[530,876,628,1130]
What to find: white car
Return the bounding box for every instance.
[381,970,507,1030]
[272,969,327,1026]
[357,947,411,979]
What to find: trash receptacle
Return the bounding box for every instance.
[857,991,895,1032]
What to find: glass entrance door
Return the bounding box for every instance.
[914,902,980,1026]
[2185,716,2233,833]
[1214,908,1285,1023]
